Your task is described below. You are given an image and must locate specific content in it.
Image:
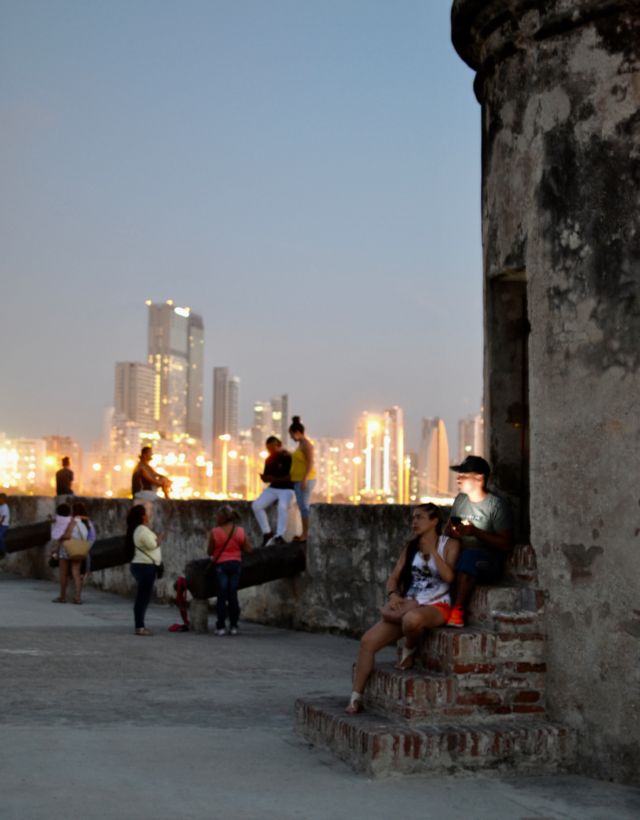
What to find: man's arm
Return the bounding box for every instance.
[455,523,514,553]
[140,463,166,489]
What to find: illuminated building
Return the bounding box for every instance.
[251,395,288,448]
[43,435,83,493]
[0,435,47,494]
[355,407,405,502]
[114,362,155,430]
[212,368,240,493]
[314,438,357,502]
[146,300,204,440]
[418,417,450,498]
[213,368,240,442]
[186,312,204,440]
[458,412,484,461]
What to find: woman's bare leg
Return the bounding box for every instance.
[351,620,403,696]
[397,606,447,670]
[71,560,82,602]
[59,559,69,601]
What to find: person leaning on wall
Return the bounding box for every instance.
[444,455,514,628]
[288,416,316,543]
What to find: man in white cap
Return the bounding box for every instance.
[445,455,514,627]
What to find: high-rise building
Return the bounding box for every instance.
[251,395,288,447]
[114,362,155,431]
[146,300,203,440]
[457,412,484,461]
[186,313,204,440]
[355,407,405,502]
[213,367,240,442]
[270,394,289,444]
[418,417,450,498]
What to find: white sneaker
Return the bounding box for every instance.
[265,535,285,547]
[229,627,239,636]
[215,628,226,636]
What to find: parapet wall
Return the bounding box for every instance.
[2,496,412,636]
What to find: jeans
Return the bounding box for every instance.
[0,525,8,554]
[130,563,157,629]
[215,561,242,630]
[252,488,295,537]
[293,480,316,520]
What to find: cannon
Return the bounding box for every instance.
[185,542,307,632]
[5,521,51,553]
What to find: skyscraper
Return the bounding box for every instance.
[186,313,204,440]
[114,362,155,431]
[213,367,240,442]
[418,417,450,498]
[270,394,289,444]
[355,407,405,502]
[146,301,204,440]
[458,412,484,461]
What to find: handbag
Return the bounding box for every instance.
[64,538,91,560]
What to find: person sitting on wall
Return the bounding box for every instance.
[131,446,171,506]
[345,503,460,715]
[445,455,514,628]
[251,436,295,547]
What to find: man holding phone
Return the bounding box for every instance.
[445,455,514,627]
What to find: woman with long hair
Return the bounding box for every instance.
[345,503,460,714]
[126,504,162,636]
[288,416,316,543]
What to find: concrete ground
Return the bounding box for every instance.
[1,572,639,820]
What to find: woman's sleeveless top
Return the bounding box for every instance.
[290,443,317,482]
[405,535,451,606]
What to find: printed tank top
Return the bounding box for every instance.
[405,535,451,606]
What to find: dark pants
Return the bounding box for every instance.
[0,525,8,555]
[216,561,241,630]
[130,563,157,629]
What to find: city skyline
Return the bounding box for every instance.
[1,1,482,455]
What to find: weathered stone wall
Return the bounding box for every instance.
[1,497,413,636]
[452,0,640,783]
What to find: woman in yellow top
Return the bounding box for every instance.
[288,416,316,543]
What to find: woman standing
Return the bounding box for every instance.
[208,505,252,635]
[126,504,162,636]
[52,502,91,605]
[345,503,459,714]
[288,416,316,543]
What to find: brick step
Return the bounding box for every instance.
[418,623,546,674]
[364,663,546,722]
[295,696,576,777]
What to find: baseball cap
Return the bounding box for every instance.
[450,455,490,476]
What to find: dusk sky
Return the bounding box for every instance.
[1,0,482,454]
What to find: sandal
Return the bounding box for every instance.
[52,597,66,603]
[135,628,153,636]
[345,691,364,715]
[395,644,417,671]
[72,598,82,605]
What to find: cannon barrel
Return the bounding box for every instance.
[185,542,306,599]
[5,522,51,553]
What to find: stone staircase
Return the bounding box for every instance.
[294,545,577,777]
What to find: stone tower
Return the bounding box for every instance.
[452,0,640,782]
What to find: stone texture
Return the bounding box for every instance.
[452,0,640,784]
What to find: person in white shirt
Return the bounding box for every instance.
[51,503,90,604]
[0,493,10,558]
[126,504,163,636]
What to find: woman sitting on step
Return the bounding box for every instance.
[345,503,460,715]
